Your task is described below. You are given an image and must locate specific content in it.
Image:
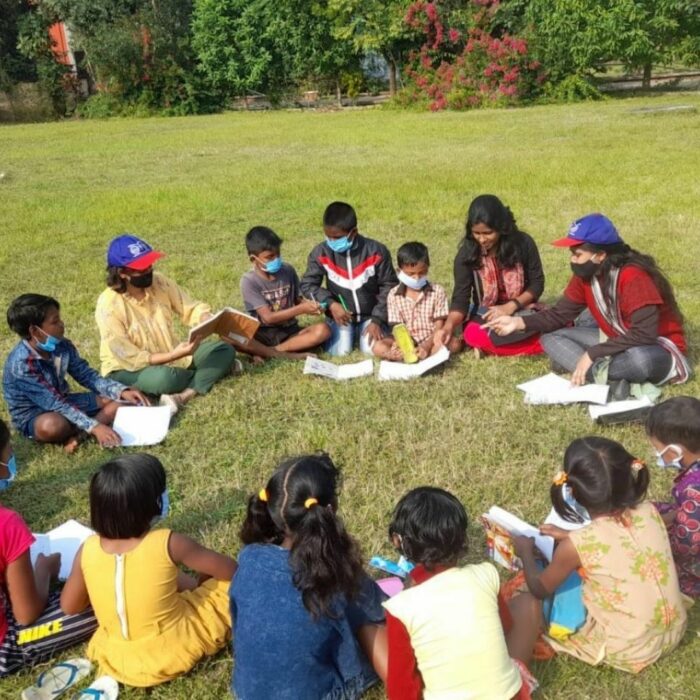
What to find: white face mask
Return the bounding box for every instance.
[654,444,684,470]
[398,270,428,290]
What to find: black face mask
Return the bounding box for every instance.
[129,271,153,288]
[570,260,600,280]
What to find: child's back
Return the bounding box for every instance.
[384,562,521,698]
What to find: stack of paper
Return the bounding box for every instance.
[517,373,609,406]
[303,357,374,380]
[30,519,95,580]
[588,397,653,424]
[113,405,171,446]
[378,345,450,381]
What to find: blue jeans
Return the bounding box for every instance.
[325,320,380,357]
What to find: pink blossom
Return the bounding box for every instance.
[448,28,460,43]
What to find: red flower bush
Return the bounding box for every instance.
[403,0,545,111]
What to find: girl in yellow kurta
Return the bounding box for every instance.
[60,454,236,687]
[512,437,691,674]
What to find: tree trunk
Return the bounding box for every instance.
[336,79,342,108]
[388,58,397,96]
[642,62,652,89]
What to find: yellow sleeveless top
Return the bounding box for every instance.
[81,529,230,687]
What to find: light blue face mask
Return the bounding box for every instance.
[0,454,18,491]
[562,484,591,522]
[655,444,684,470]
[326,234,354,254]
[35,328,59,353]
[257,256,283,274]
[398,270,428,290]
[151,488,171,525]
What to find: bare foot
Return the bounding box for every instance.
[250,355,266,366]
[63,434,82,454]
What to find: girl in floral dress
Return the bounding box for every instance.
[511,436,691,673]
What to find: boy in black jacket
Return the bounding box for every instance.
[300,202,398,356]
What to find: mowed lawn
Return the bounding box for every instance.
[1,94,700,699]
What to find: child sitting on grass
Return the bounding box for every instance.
[60,454,236,687]
[0,418,97,677]
[240,226,330,360]
[513,436,690,673]
[2,294,147,453]
[372,242,449,362]
[301,201,398,356]
[646,396,700,598]
[382,487,534,700]
[230,453,387,700]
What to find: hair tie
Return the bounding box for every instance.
[631,459,646,475]
[552,471,568,486]
[258,488,268,502]
[304,497,318,510]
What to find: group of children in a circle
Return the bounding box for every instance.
[0,196,697,698]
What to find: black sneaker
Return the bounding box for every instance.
[609,379,631,402]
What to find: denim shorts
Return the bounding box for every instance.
[22,392,100,438]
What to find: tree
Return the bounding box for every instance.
[327,0,416,95]
[526,0,700,87]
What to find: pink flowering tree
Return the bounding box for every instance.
[402,0,545,110]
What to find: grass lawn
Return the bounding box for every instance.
[1,93,699,699]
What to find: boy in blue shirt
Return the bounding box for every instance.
[3,294,147,453]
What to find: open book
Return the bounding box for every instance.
[517,373,609,406]
[303,357,374,380]
[378,345,450,381]
[30,519,95,580]
[113,405,171,446]
[481,506,555,572]
[188,308,260,344]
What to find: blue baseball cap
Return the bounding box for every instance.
[552,214,623,248]
[107,234,164,270]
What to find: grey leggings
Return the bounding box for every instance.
[540,326,674,384]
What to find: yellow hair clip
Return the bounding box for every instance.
[552,471,568,486]
[258,488,268,502]
[304,497,319,509]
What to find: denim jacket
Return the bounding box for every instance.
[2,339,125,433]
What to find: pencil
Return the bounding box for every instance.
[339,296,351,313]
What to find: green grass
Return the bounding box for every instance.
[1,93,700,699]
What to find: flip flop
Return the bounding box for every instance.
[72,676,119,700]
[22,658,93,700]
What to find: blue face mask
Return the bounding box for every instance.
[0,454,18,491]
[261,256,283,274]
[151,488,170,525]
[326,234,354,254]
[655,444,684,470]
[35,328,59,353]
[562,484,591,522]
[398,270,428,290]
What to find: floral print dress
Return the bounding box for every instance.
[547,502,691,673]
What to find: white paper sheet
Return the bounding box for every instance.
[378,345,450,381]
[30,520,95,580]
[303,357,374,380]
[113,405,171,446]
[483,505,555,561]
[588,396,653,420]
[517,373,609,406]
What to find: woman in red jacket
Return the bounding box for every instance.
[488,213,690,393]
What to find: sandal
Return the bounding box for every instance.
[72,676,119,700]
[22,658,93,700]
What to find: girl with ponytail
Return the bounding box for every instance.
[510,437,690,673]
[230,453,387,699]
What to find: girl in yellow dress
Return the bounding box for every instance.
[60,454,236,687]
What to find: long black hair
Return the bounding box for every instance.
[240,453,365,618]
[582,241,684,323]
[551,437,649,523]
[460,194,526,268]
[389,487,468,570]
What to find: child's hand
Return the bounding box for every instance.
[90,423,122,448]
[539,524,571,541]
[299,299,322,316]
[385,344,402,362]
[362,321,385,343]
[512,534,535,558]
[417,344,429,360]
[330,302,352,326]
[120,388,151,406]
